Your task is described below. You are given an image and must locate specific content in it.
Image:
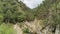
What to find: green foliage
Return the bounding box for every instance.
[0,0,25,23]
[33,0,60,26]
[0,14,4,22]
[0,23,16,34]
[23,28,29,33]
[0,0,35,23]
[25,13,35,21]
[0,0,60,26]
[16,14,26,22]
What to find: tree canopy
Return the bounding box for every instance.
[0,0,60,26]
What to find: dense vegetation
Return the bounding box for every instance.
[0,0,60,34]
[0,0,35,24]
[0,23,16,34]
[0,0,60,23]
[36,0,60,26]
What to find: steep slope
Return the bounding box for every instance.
[0,0,60,34]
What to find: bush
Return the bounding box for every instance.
[25,13,35,21]
[23,28,29,33]
[16,15,26,22]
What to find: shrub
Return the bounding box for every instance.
[23,28,29,33]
